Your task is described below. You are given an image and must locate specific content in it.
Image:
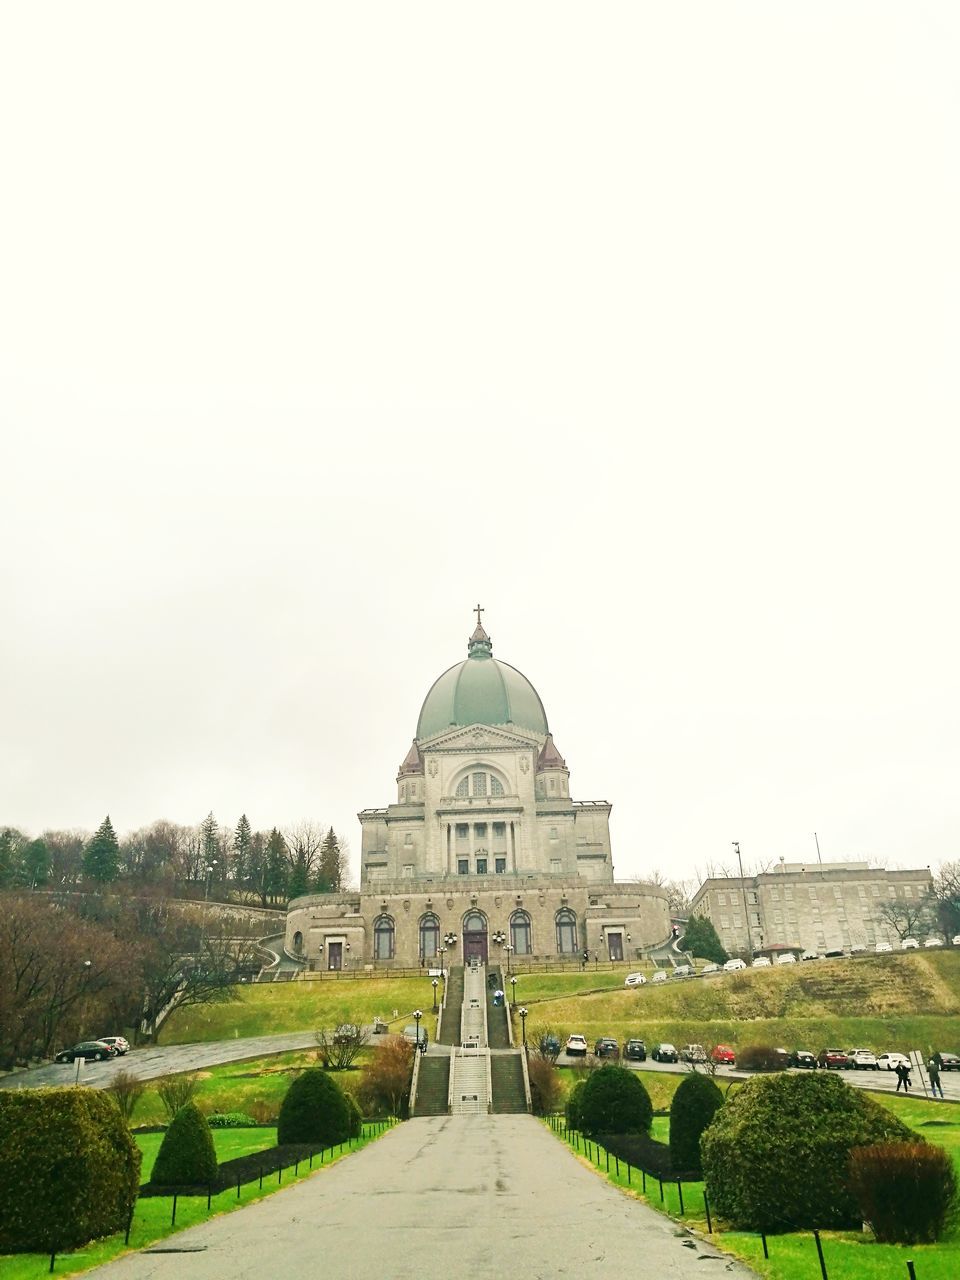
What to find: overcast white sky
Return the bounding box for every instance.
[2,3,958,887]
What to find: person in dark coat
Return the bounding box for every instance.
[895,1061,911,1092]
[928,1056,945,1098]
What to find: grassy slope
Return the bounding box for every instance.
[517,950,960,1054]
[161,976,438,1044]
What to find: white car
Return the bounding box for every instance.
[850,944,867,954]
[800,949,820,961]
[752,956,772,968]
[776,953,797,965]
[624,971,647,987]
[849,1048,879,1070]
[565,1034,588,1057]
[902,937,920,950]
[953,935,960,946]
[924,937,944,948]
[700,962,720,975]
[877,1052,910,1072]
[97,1036,130,1055]
[875,941,893,953]
[723,958,747,971]
[651,970,668,983]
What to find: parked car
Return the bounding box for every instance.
[824,948,845,958]
[97,1036,129,1055]
[924,936,944,948]
[624,971,647,987]
[952,935,960,947]
[752,956,771,968]
[850,944,867,954]
[54,1041,118,1064]
[776,953,797,965]
[711,1044,736,1065]
[565,1034,588,1057]
[402,1024,428,1047]
[333,1023,361,1044]
[673,964,694,978]
[901,937,920,950]
[938,1052,960,1071]
[800,949,820,961]
[623,1039,647,1061]
[679,1043,708,1063]
[594,1037,620,1059]
[652,1042,679,1063]
[538,1033,562,1056]
[877,1052,911,1072]
[817,1048,850,1070]
[875,941,893,953]
[790,1050,817,1069]
[651,970,668,983]
[723,958,747,971]
[848,1048,879,1070]
[700,962,720,975]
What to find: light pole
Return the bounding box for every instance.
[733,841,752,957]
[200,860,218,949]
[75,960,92,1084]
[504,942,513,976]
[413,1008,423,1051]
[519,1005,528,1050]
[509,975,517,1008]
[431,977,439,1012]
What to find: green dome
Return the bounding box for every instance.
[416,624,549,740]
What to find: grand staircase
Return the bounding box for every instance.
[414,961,529,1118]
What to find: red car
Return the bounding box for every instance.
[711,1044,736,1065]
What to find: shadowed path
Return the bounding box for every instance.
[83,1115,757,1279]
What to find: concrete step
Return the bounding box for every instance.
[490,1053,527,1114]
[413,1055,450,1117]
[485,967,510,1049]
[437,966,464,1045]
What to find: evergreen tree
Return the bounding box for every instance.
[0,829,17,888]
[83,816,121,884]
[264,828,289,905]
[233,814,252,885]
[288,851,311,900]
[199,811,221,880]
[22,838,50,887]
[317,828,344,892]
[680,914,728,964]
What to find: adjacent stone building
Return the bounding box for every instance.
[284,615,671,969]
[688,861,934,956]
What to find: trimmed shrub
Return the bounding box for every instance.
[207,1112,258,1128]
[277,1068,352,1147]
[669,1072,724,1174]
[565,1078,587,1130]
[736,1044,787,1072]
[701,1072,915,1232]
[579,1065,652,1138]
[850,1142,957,1243]
[0,1088,141,1252]
[345,1092,364,1138]
[151,1102,218,1188]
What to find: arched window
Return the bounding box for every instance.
[453,770,507,799]
[463,910,487,934]
[419,912,440,959]
[455,776,469,798]
[292,930,303,955]
[374,915,395,961]
[510,910,532,955]
[556,908,578,955]
[490,776,504,797]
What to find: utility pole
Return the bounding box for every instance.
[733,841,753,957]
[814,832,825,878]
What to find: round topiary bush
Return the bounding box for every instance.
[579,1065,653,1138]
[701,1072,915,1232]
[277,1068,352,1146]
[151,1102,218,1188]
[669,1072,724,1174]
[0,1087,141,1252]
[565,1078,587,1130]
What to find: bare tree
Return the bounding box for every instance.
[875,898,935,941]
[528,1025,566,1065]
[927,861,960,938]
[315,1018,369,1070]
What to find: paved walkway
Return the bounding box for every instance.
[84,1116,757,1280]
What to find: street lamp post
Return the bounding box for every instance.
[200,860,218,949]
[413,1009,423,1051]
[519,1006,528,1050]
[431,977,439,1012]
[509,975,517,1008]
[504,942,513,976]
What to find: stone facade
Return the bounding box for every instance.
[688,861,934,956]
[284,617,671,968]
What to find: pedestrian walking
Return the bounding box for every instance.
[928,1056,945,1098]
[895,1062,911,1093]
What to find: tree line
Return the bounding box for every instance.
[0,891,263,1069]
[0,813,348,908]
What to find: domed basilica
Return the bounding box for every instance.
[284,614,671,970]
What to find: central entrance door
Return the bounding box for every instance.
[327,941,343,971]
[462,910,488,963]
[607,932,623,962]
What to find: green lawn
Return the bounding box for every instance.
[161,976,439,1044]
[0,1121,396,1280]
[550,1089,960,1280]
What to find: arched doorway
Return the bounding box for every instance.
[462,909,488,963]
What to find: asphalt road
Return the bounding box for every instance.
[80,1114,759,1280]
